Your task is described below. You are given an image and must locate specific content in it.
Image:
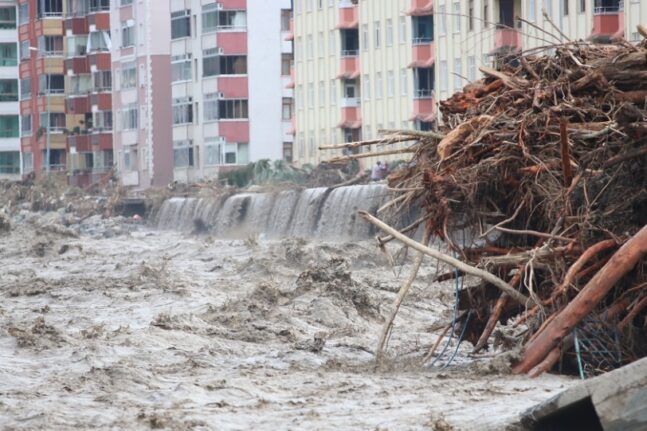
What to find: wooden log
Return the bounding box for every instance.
[437,115,494,160]
[326,147,416,163]
[513,224,647,375]
[559,119,573,187]
[319,136,415,151]
[359,211,533,306]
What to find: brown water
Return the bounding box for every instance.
[0,213,573,430]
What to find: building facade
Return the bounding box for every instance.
[169,0,294,184]
[64,0,113,187]
[292,0,641,167]
[18,0,68,176]
[111,0,173,188]
[0,0,20,180]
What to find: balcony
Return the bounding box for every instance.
[64,16,89,34]
[87,11,110,31]
[338,56,360,79]
[592,0,623,37]
[65,57,90,74]
[340,97,360,108]
[339,105,361,129]
[410,42,435,68]
[494,27,522,50]
[412,95,436,123]
[338,1,358,29]
[407,0,434,16]
[284,18,294,41]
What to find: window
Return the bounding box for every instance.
[363,74,370,100]
[283,142,293,163]
[469,0,474,31]
[0,43,16,66]
[203,51,247,77]
[94,111,112,131]
[362,24,369,51]
[218,99,248,119]
[374,21,381,48]
[318,31,324,57]
[296,85,303,109]
[295,0,301,14]
[413,15,433,43]
[307,83,314,109]
[439,5,446,34]
[453,2,461,32]
[440,60,448,92]
[204,93,219,121]
[318,81,325,107]
[217,10,246,30]
[67,36,88,57]
[386,19,393,46]
[282,98,293,120]
[39,75,65,94]
[171,10,191,39]
[0,151,19,174]
[172,54,192,82]
[306,35,313,59]
[544,0,552,18]
[18,3,28,26]
[21,115,32,136]
[37,0,62,17]
[121,62,136,89]
[173,140,194,168]
[38,35,63,56]
[88,31,110,52]
[579,0,585,13]
[23,152,33,173]
[123,148,137,171]
[375,72,382,99]
[122,105,138,130]
[454,58,462,90]
[204,138,223,166]
[39,113,65,133]
[281,54,292,75]
[328,30,335,55]
[529,0,536,21]
[89,0,109,11]
[121,0,134,5]
[0,7,16,29]
[468,56,476,81]
[224,143,248,165]
[399,16,407,44]
[563,0,569,16]
[0,79,18,102]
[281,9,291,31]
[306,0,313,12]
[121,21,135,47]
[387,71,394,97]
[69,74,91,96]
[20,41,29,61]
[0,116,18,138]
[400,69,408,96]
[202,3,218,32]
[484,1,489,27]
[173,97,193,125]
[20,78,31,99]
[330,79,336,105]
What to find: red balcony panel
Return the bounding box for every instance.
[338,56,360,79]
[88,12,110,31]
[410,43,435,68]
[218,77,248,98]
[413,98,435,117]
[592,14,622,37]
[66,96,91,114]
[340,106,361,127]
[65,57,90,74]
[407,0,434,16]
[218,32,247,54]
[220,0,246,9]
[68,135,91,152]
[495,29,522,50]
[89,52,111,70]
[285,18,294,41]
[219,121,250,144]
[119,5,133,21]
[338,5,358,29]
[64,17,89,34]
[91,133,113,151]
[90,93,112,111]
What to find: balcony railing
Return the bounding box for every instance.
[43,50,64,57]
[0,165,20,174]
[414,88,433,99]
[341,49,359,57]
[40,11,64,18]
[593,6,622,14]
[412,36,433,45]
[340,97,360,107]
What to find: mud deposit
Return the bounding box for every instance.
[0,213,573,430]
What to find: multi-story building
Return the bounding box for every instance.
[169,0,294,184]
[111,0,174,189]
[18,0,68,175]
[293,0,644,167]
[0,0,20,180]
[64,0,113,187]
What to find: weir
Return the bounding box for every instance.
[155,184,391,240]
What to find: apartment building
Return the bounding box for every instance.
[18,0,68,175]
[111,0,174,188]
[293,0,644,166]
[0,0,20,180]
[64,0,113,187]
[292,0,419,166]
[169,0,294,184]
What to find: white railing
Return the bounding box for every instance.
[340,97,360,107]
[338,0,358,8]
[412,36,433,45]
[414,88,433,99]
[341,49,359,57]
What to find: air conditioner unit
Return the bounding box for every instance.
[217,92,224,99]
[217,47,224,55]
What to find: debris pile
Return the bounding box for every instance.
[333,39,647,376]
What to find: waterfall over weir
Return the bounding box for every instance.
[155,184,391,240]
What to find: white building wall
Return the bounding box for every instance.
[0,0,20,179]
[248,0,293,162]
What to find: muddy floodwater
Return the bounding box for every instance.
[0,213,574,430]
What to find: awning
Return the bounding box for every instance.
[286,126,296,135]
[338,120,362,129]
[406,2,433,16]
[286,81,295,89]
[408,57,435,68]
[335,20,359,29]
[337,71,361,80]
